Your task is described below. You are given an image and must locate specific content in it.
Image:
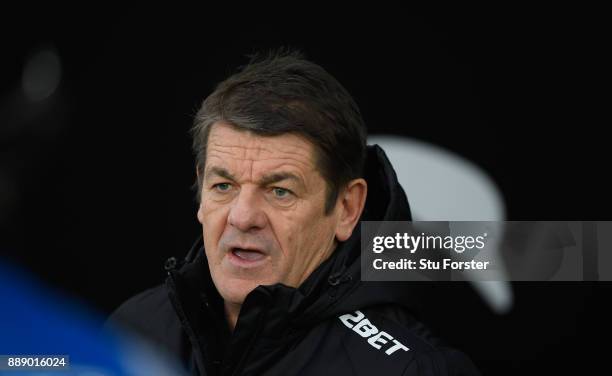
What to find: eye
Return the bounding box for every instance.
[272,187,292,198]
[213,183,232,192]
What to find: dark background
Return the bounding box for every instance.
[1,9,609,374]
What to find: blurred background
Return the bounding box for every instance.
[1,7,609,374]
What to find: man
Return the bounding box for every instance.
[108,49,480,375]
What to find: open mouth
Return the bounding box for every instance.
[231,248,266,262]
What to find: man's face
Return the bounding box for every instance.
[197,122,342,306]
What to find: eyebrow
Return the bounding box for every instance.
[205,167,235,182]
[205,166,304,188]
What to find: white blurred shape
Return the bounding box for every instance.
[368,135,513,314]
[22,47,62,102]
[368,135,504,221]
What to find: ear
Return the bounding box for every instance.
[335,178,368,242]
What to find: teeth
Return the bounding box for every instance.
[233,248,265,262]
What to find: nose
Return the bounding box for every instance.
[227,186,267,232]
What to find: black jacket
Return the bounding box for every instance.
[108,145,480,375]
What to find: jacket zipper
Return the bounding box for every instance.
[167,271,216,375]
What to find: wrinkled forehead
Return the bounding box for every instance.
[205,122,319,176]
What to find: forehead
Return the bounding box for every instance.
[205,122,318,173]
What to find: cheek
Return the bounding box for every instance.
[267,213,303,274]
[197,197,216,223]
[199,199,225,224]
[271,216,294,259]
[199,201,228,255]
[307,210,338,246]
[282,232,295,259]
[273,206,322,258]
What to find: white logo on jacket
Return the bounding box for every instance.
[338,310,409,355]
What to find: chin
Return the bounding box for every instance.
[217,277,264,305]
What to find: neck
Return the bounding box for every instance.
[224,301,241,331]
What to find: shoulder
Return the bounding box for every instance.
[108,284,173,326]
[333,305,480,376]
[105,284,186,357]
